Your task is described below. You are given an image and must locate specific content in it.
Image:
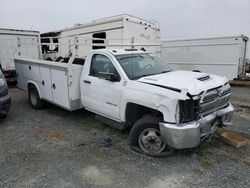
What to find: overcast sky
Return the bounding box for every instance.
[0,0,250,55]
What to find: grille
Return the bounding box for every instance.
[199,84,231,115]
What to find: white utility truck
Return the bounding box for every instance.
[0,28,41,81]
[161,35,249,80]
[41,14,161,60]
[15,48,234,156]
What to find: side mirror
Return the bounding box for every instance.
[98,72,120,82]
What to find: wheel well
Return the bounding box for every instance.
[27,83,40,98]
[125,103,164,126]
[28,83,35,90]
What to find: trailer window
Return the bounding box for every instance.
[90,54,118,78]
[41,37,58,53]
[92,32,106,50]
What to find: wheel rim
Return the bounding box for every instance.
[138,128,166,154]
[30,90,37,106]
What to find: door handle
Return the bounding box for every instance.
[84,80,91,84]
[29,65,31,70]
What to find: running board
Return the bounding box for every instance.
[95,114,129,130]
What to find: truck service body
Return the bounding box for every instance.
[15,48,234,156]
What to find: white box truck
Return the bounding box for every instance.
[160,35,248,80]
[0,28,41,81]
[14,47,234,156]
[41,14,161,60]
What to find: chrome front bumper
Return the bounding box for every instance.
[159,103,234,149]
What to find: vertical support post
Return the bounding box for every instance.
[37,34,43,59]
[67,34,78,86]
[131,37,135,49]
[17,37,21,56]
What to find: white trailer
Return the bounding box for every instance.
[160,35,248,80]
[0,28,41,81]
[41,14,161,60]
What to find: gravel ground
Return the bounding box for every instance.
[0,87,249,188]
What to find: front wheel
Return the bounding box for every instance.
[129,115,173,157]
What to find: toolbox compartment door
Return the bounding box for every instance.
[22,63,40,81]
[40,66,53,102]
[51,69,70,109]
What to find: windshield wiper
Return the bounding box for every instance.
[132,75,148,80]
[132,71,170,80]
[159,70,170,74]
[132,73,157,80]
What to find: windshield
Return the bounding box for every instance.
[115,53,172,80]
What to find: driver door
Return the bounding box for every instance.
[82,54,122,121]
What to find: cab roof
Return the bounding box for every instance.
[93,48,148,56]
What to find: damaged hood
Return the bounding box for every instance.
[137,70,228,95]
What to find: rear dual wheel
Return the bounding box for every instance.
[28,85,46,109]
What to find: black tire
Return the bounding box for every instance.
[0,114,7,119]
[28,85,46,109]
[129,115,173,157]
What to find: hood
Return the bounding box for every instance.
[137,70,228,95]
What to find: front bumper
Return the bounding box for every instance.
[159,103,234,149]
[0,95,11,117]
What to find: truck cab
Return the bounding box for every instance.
[15,49,234,156]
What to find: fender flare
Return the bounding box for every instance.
[121,96,175,123]
[123,101,168,122]
[27,81,42,99]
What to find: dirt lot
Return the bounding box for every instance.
[0,86,249,188]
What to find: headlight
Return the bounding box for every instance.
[0,78,6,87]
[178,99,199,124]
